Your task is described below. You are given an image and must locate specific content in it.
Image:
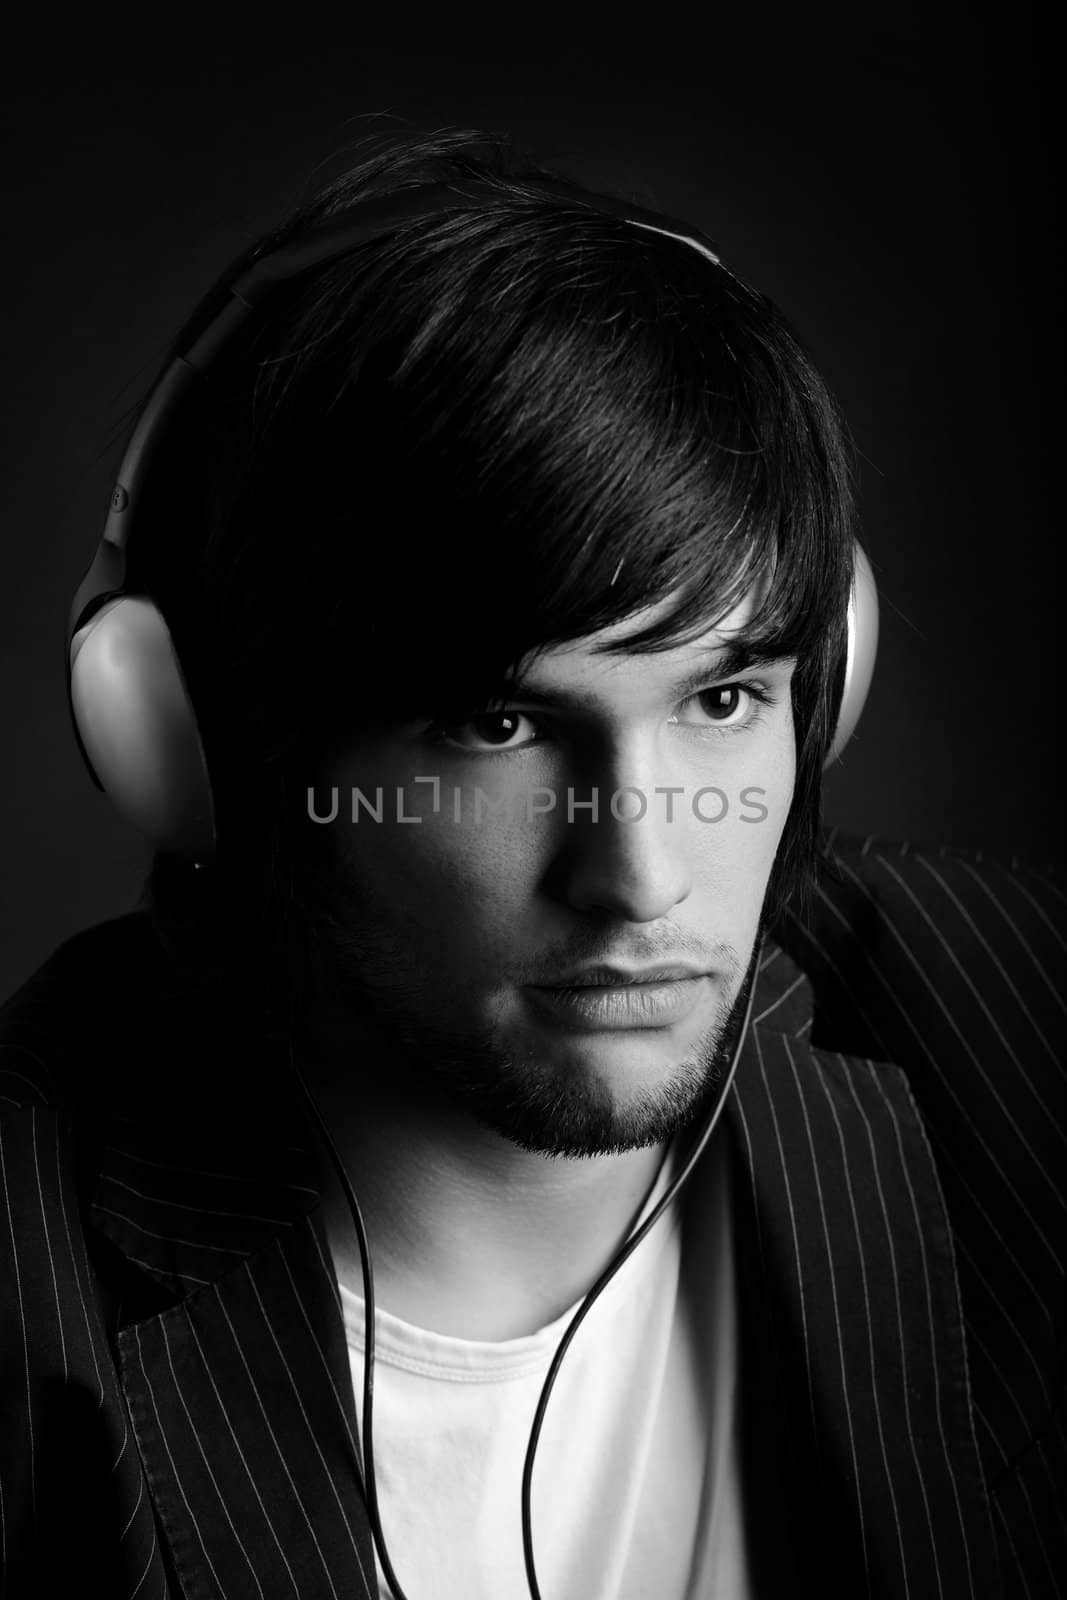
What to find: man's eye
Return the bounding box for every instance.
[434,710,540,752]
[671,683,770,731]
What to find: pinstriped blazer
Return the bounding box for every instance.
[1,832,1064,1599]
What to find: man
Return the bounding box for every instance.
[2,128,1064,1598]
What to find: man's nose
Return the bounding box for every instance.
[548,777,695,923]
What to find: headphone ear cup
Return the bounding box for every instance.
[824,540,879,767]
[68,595,217,862]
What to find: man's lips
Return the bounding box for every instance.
[524,969,712,1030]
[531,963,710,989]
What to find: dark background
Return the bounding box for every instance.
[1,9,1055,1000]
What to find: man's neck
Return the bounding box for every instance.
[300,1018,668,1342]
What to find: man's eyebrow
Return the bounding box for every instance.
[504,645,796,713]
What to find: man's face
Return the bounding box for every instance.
[307,594,796,1157]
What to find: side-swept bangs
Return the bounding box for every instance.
[212,203,855,732]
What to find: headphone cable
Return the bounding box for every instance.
[519,938,761,1599]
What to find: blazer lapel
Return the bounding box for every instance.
[726,942,1004,1598]
[88,1094,380,1600]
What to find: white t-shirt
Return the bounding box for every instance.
[337,1137,753,1600]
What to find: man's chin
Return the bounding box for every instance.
[457,1049,724,1159]
[504,1028,715,1108]
[442,963,756,1159]
[408,1009,733,1160]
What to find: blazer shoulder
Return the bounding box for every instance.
[0,909,170,1113]
[817,826,1063,895]
[777,829,1067,1068]
[810,826,1065,962]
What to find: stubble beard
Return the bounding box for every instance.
[304,908,759,1160]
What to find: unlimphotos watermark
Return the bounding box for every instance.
[306,781,770,826]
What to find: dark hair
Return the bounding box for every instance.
[128,123,856,1020]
